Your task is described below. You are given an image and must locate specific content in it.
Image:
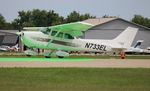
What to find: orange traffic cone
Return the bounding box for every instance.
[120,52,125,59]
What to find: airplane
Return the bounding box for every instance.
[144,47,150,54]
[0,45,10,51]
[147,47,150,50]
[9,44,20,51]
[125,40,150,54]
[125,40,144,54]
[17,22,138,58]
[0,44,19,52]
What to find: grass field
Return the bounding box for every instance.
[0,68,150,91]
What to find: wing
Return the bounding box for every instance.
[23,22,94,37]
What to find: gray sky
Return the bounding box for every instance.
[0,0,150,22]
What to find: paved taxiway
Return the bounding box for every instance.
[0,58,150,68]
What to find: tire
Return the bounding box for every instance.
[58,56,64,58]
[26,55,31,57]
[45,56,51,58]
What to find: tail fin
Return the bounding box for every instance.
[12,44,19,50]
[133,40,144,48]
[113,27,138,49]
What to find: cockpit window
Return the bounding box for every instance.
[51,31,57,36]
[47,28,51,33]
[64,34,74,39]
[56,32,63,38]
[51,31,74,39]
[41,28,51,34]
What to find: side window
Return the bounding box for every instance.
[41,28,51,34]
[64,34,74,39]
[46,28,51,34]
[51,31,57,36]
[56,32,63,38]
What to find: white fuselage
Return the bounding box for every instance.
[125,47,150,54]
[20,31,118,52]
[125,47,144,53]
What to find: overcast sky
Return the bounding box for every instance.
[0,0,149,22]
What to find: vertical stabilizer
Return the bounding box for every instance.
[113,27,138,49]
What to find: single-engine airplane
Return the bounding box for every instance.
[17,22,138,58]
[125,40,143,54]
[125,40,150,54]
[0,44,19,52]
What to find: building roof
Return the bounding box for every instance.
[83,18,150,30]
[83,18,117,26]
[0,30,18,35]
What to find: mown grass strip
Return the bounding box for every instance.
[0,68,149,91]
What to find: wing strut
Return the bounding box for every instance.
[47,28,61,47]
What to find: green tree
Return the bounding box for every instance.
[31,9,48,27]
[102,15,117,18]
[132,15,150,28]
[18,11,33,27]
[12,9,64,28]
[66,11,96,23]
[66,11,80,23]
[11,18,21,30]
[0,14,6,29]
[80,13,96,21]
[47,10,64,26]
[4,23,14,30]
[11,11,32,30]
[12,9,96,29]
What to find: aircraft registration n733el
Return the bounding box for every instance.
[17,22,138,58]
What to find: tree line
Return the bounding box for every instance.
[131,15,150,28]
[0,9,150,30]
[0,9,95,30]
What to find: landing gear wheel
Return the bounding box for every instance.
[45,56,51,58]
[26,55,31,57]
[58,56,64,58]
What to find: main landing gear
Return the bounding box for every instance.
[44,51,69,58]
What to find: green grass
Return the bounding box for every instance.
[0,68,150,91]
